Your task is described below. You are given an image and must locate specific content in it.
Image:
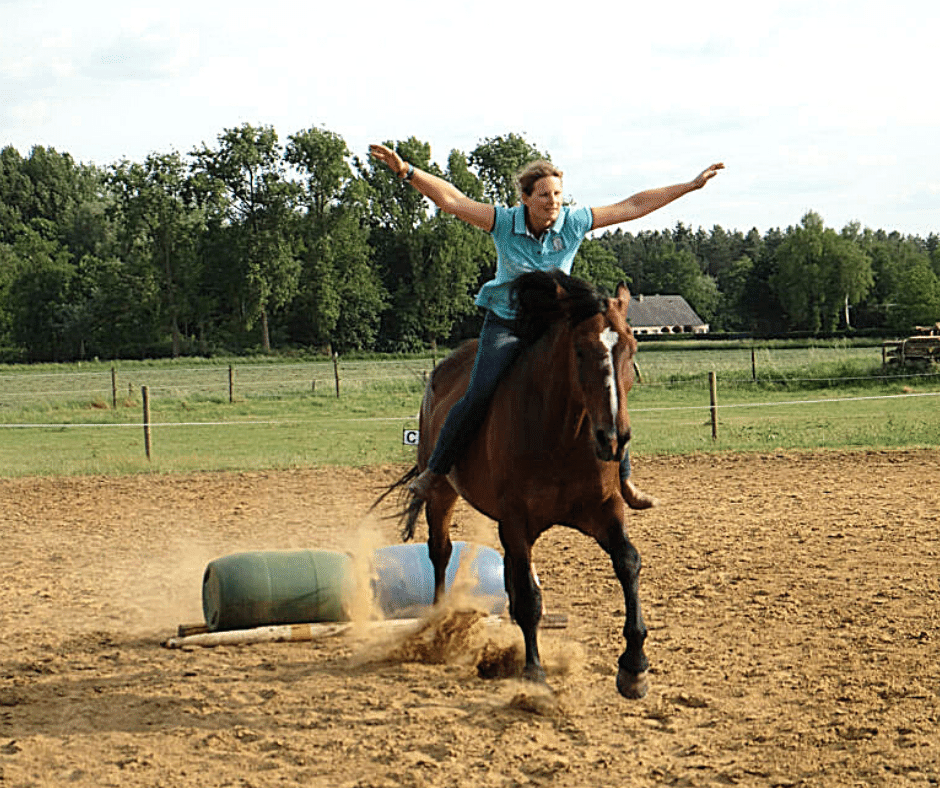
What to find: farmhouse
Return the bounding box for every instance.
[628,294,709,335]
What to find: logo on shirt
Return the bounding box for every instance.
[553,237,565,252]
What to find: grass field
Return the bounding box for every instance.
[1,341,938,477]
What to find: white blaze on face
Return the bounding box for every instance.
[599,327,619,421]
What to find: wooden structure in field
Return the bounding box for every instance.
[882,323,940,366]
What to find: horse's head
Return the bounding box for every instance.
[569,281,637,462]
[511,270,637,463]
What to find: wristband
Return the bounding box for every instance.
[401,163,415,182]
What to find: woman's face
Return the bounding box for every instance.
[521,175,563,230]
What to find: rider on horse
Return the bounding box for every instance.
[369,143,723,507]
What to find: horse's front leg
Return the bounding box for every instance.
[498,521,545,683]
[602,521,649,699]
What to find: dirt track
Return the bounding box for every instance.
[1,450,938,787]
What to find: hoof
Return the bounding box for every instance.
[622,479,659,510]
[617,668,649,699]
[523,664,548,684]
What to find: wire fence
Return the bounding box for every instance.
[0,358,436,407]
[3,345,939,413]
[2,348,939,466]
[2,369,939,477]
[0,344,924,404]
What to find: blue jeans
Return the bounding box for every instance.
[428,311,633,482]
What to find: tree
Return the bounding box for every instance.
[742,227,787,334]
[696,224,735,278]
[683,272,721,326]
[0,243,15,346]
[406,211,488,345]
[927,234,940,278]
[592,229,649,294]
[190,124,300,352]
[5,228,76,360]
[0,146,31,244]
[859,234,940,332]
[0,146,125,358]
[285,126,353,221]
[360,136,436,233]
[17,146,80,239]
[285,127,386,352]
[771,212,872,332]
[110,152,203,356]
[327,207,387,352]
[72,252,162,359]
[469,133,548,207]
[639,237,702,296]
[574,239,626,294]
[360,140,489,350]
[714,254,755,331]
[889,257,940,331]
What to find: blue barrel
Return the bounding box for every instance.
[203,549,352,631]
[372,542,507,618]
[202,542,508,631]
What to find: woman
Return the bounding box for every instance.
[370,142,723,507]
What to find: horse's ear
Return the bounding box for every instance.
[615,281,631,314]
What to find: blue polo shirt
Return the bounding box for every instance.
[474,204,594,319]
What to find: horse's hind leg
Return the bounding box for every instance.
[600,521,649,699]
[426,487,459,604]
[498,521,545,683]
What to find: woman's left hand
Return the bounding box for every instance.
[692,162,725,189]
[369,144,406,177]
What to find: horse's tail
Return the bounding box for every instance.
[370,465,425,542]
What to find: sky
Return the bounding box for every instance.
[2,0,938,237]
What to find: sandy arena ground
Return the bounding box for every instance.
[1,449,938,787]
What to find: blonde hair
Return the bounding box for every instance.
[517,159,563,197]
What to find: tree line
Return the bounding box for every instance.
[2,125,939,362]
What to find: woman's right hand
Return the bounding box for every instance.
[369,144,405,177]
[368,142,496,231]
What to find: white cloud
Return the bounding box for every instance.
[83,20,197,81]
[1,0,938,234]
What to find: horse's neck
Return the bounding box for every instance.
[513,326,586,443]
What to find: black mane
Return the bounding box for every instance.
[510,269,608,345]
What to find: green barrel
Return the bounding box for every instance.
[203,549,352,631]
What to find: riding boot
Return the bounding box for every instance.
[622,478,660,510]
[408,467,441,500]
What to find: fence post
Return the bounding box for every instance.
[708,371,718,441]
[333,353,340,398]
[142,385,152,460]
[111,366,117,409]
[751,347,757,381]
[229,365,235,403]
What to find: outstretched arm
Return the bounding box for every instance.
[591,163,724,230]
[369,144,495,231]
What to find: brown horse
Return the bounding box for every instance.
[379,269,649,699]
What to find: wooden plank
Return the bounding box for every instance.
[165,612,569,649]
